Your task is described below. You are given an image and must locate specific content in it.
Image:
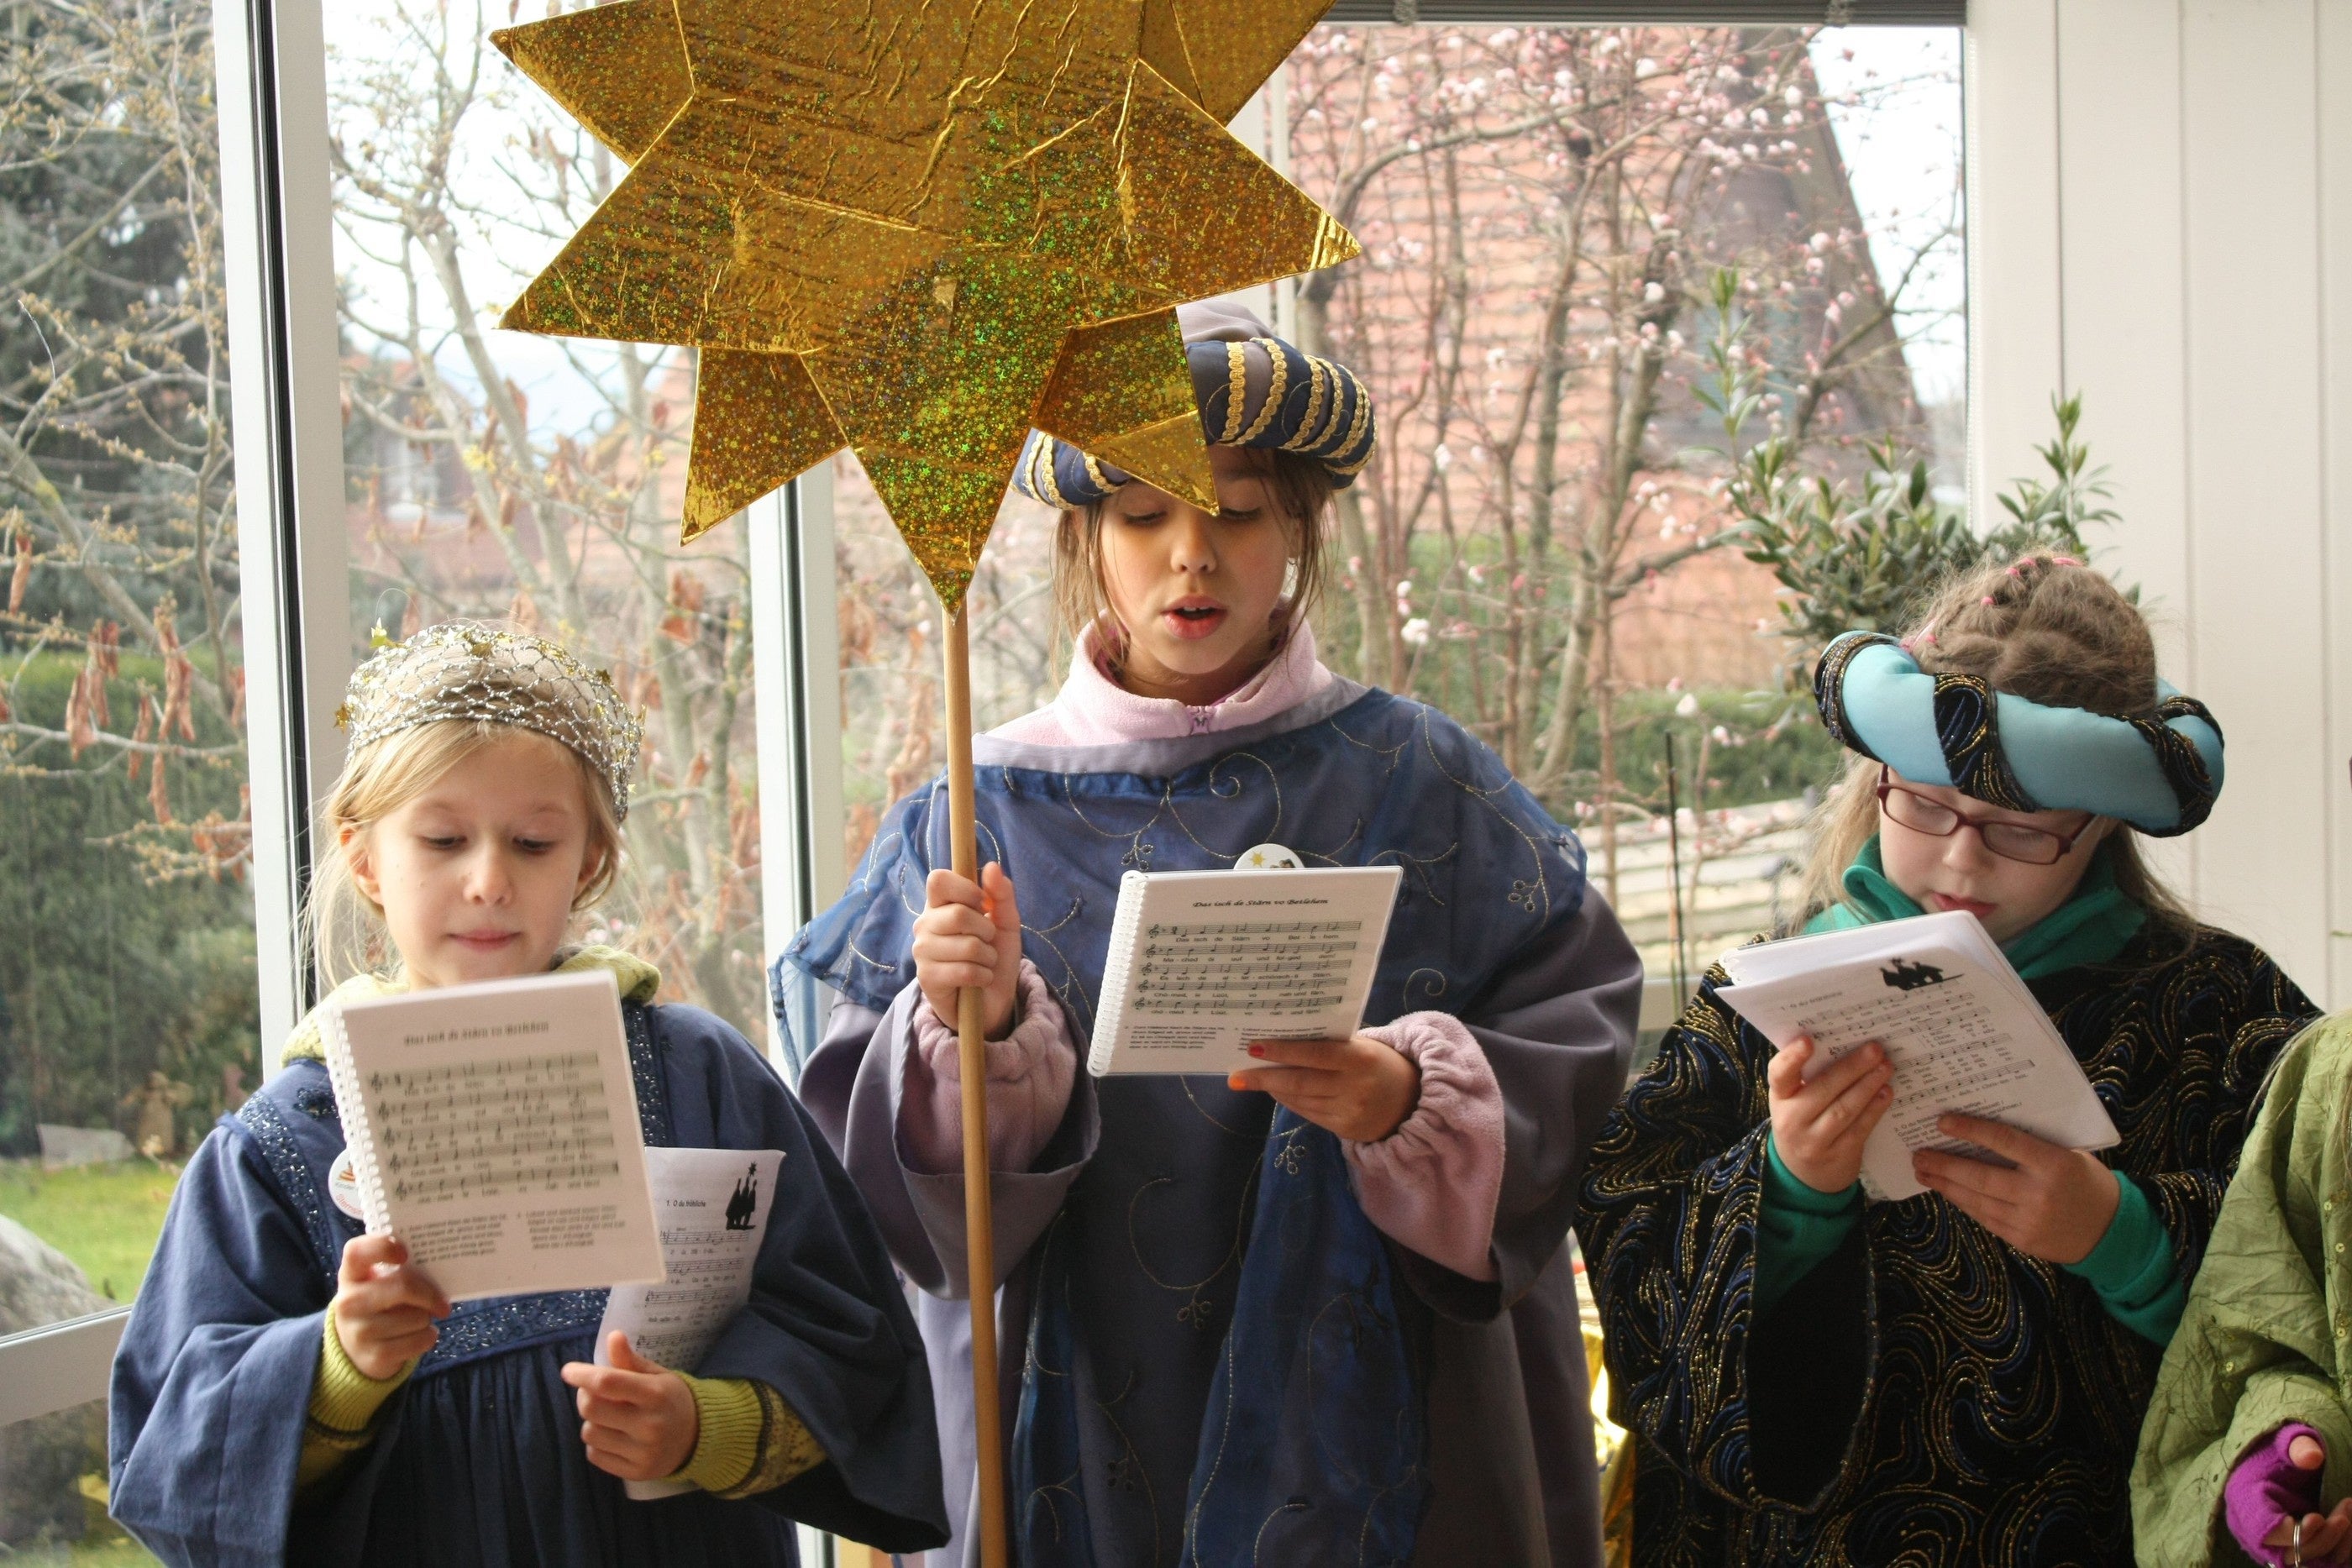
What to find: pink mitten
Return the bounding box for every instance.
[2227,1424,2326,1566]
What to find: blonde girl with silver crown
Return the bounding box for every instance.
[108,626,949,1568]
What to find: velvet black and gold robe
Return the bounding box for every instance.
[1579,923,2314,1566]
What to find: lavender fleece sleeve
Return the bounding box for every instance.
[796,982,1100,1300]
[1348,1014,1506,1282]
[1409,892,1645,1321]
[900,961,1075,1177]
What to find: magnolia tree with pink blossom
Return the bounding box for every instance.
[330,0,770,1029]
[1290,24,1952,770]
[822,25,1965,958]
[1273,22,1960,915]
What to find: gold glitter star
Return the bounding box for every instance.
[494,0,1352,607]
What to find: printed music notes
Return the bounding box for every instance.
[370,1053,622,1204]
[598,1146,785,1500]
[1087,866,1403,1076]
[1714,910,2118,1202]
[321,970,664,1300]
[1132,919,1364,1015]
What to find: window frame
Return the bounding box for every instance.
[0,18,1981,1567]
[213,0,353,1063]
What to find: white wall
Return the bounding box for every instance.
[1970,0,2352,1004]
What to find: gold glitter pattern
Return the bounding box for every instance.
[1031,307,1214,512]
[682,349,845,540]
[491,0,1355,607]
[491,0,690,163]
[336,621,644,821]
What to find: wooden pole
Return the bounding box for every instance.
[941,598,1009,1568]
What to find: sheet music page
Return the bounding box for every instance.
[329,971,664,1301]
[596,1146,784,1501]
[1716,936,2117,1201]
[1090,866,1403,1076]
[1134,918,1362,1017]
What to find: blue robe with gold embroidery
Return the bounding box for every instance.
[782,681,1643,1568]
[108,999,949,1568]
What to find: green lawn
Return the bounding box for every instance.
[0,1159,182,1304]
[0,1165,176,1564]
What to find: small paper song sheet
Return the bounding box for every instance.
[595,1145,784,1500]
[1714,911,2117,1201]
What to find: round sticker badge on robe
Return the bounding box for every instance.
[328,1146,366,1220]
[1236,843,1302,870]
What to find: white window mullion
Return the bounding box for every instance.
[751,468,846,1069]
[213,0,350,1063]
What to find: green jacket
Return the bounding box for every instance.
[2135,1010,2352,1565]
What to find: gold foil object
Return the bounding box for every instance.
[493,0,1352,607]
[684,350,845,539]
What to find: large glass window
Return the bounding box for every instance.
[0,0,247,1550]
[1289,23,1962,994]
[328,0,769,1036]
[828,23,1966,1005]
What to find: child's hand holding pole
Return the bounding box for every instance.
[912,864,1023,1041]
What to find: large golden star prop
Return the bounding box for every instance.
[493,0,1352,608]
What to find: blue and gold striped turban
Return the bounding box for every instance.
[1012,300,1377,510]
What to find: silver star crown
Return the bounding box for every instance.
[334,622,644,821]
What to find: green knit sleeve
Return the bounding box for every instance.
[296,1306,412,1491]
[672,1373,827,1499]
[2063,1171,2187,1345]
[1754,1135,1863,1320]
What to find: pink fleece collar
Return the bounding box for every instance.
[990,618,1336,747]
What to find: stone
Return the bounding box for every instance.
[0,1214,113,1549]
[34,1125,134,1169]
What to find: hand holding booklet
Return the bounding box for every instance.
[1086,864,1403,1076]
[596,1146,784,1500]
[1714,909,2118,1201]
[320,969,665,1301]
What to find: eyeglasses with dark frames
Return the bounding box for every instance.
[1873,766,2097,868]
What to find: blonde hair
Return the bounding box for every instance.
[306,720,624,987]
[1793,553,2196,933]
[1052,447,1336,661]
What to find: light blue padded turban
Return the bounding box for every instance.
[1814,630,2224,836]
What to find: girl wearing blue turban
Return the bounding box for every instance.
[1583,553,2316,1566]
[780,302,1644,1567]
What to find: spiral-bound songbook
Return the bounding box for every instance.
[319,969,664,1301]
[1085,865,1403,1076]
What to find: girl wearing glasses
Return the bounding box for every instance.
[1580,554,2317,1566]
